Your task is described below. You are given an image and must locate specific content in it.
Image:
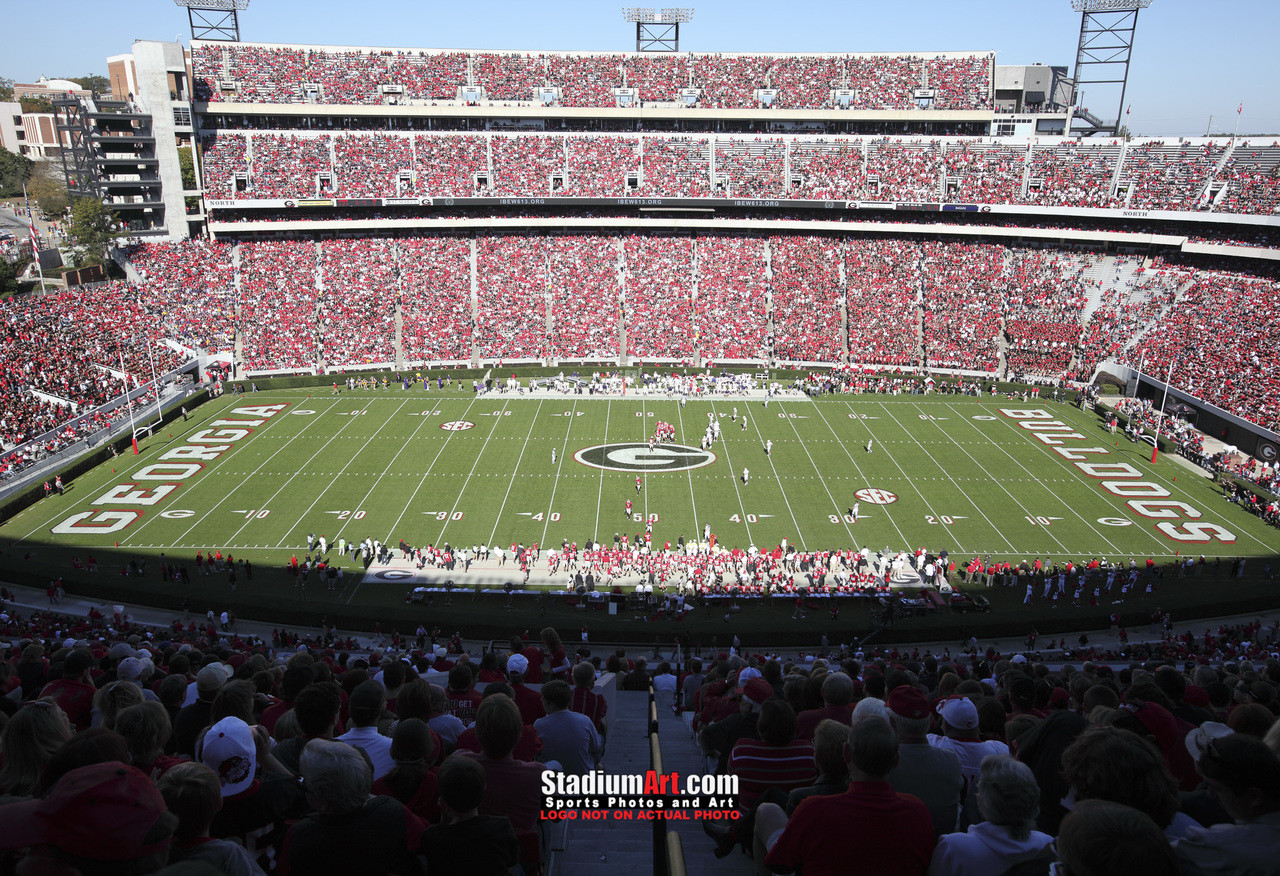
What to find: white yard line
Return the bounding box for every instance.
[704,401,755,545]
[160,398,349,549]
[487,400,545,546]
[432,399,511,545]
[740,402,808,549]
[774,401,859,549]
[539,399,578,546]
[900,400,1074,557]
[939,400,1124,555]
[639,399,649,524]
[871,400,1002,555]
[672,398,701,540]
[345,396,484,604]
[330,399,440,544]
[593,401,611,542]
[808,401,913,548]
[271,399,412,547]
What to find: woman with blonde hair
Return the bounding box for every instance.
[0,700,73,796]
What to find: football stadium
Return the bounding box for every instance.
[0,0,1278,872]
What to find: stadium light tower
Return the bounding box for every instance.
[1069,0,1152,137]
[174,0,250,42]
[622,8,694,52]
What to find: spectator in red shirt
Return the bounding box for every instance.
[444,665,484,725]
[504,654,545,726]
[569,660,607,737]
[37,650,97,731]
[758,716,935,876]
[796,672,856,741]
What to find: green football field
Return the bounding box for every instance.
[4,386,1277,640]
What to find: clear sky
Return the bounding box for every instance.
[4,0,1275,136]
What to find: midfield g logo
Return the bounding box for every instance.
[574,443,716,473]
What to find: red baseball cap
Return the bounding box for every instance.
[0,762,175,861]
[732,677,775,706]
[886,685,931,720]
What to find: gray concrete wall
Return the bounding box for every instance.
[131,41,189,240]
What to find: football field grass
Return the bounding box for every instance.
[4,386,1277,641]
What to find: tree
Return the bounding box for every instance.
[66,197,122,267]
[0,77,13,102]
[0,256,32,297]
[65,75,110,95]
[27,161,69,217]
[20,96,54,115]
[0,146,33,198]
[179,146,199,213]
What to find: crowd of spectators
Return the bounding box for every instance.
[199,132,1277,215]
[715,139,787,198]
[491,136,564,197]
[251,135,334,200]
[1125,268,1280,431]
[621,236,696,362]
[769,56,842,109]
[547,237,620,360]
[398,238,475,363]
[687,642,1280,874]
[868,141,944,201]
[386,52,469,102]
[238,241,320,371]
[844,239,920,367]
[770,237,844,363]
[920,242,1004,371]
[1072,259,1187,382]
[945,143,1027,204]
[1213,146,1280,215]
[413,135,488,197]
[1026,142,1124,208]
[926,55,993,111]
[318,239,397,367]
[1000,250,1090,379]
[125,240,237,352]
[195,44,994,110]
[3,564,1280,873]
[475,237,549,361]
[473,52,543,102]
[334,134,413,198]
[694,236,767,362]
[546,55,623,108]
[562,136,640,197]
[638,137,712,198]
[1122,141,1227,211]
[788,140,865,199]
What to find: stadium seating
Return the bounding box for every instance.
[193,44,993,111]
[238,240,320,371]
[920,241,1004,372]
[622,235,696,362]
[199,131,1280,217]
[770,237,844,363]
[476,237,549,361]
[694,236,767,362]
[548,236,621,360]
[318,239,397,367]
[398,237,474,363]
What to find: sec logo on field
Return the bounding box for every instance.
[574,443,716,473]
[440,421,475,431]
[854,488,898,505]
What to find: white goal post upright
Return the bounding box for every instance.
[118,351,141,454]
